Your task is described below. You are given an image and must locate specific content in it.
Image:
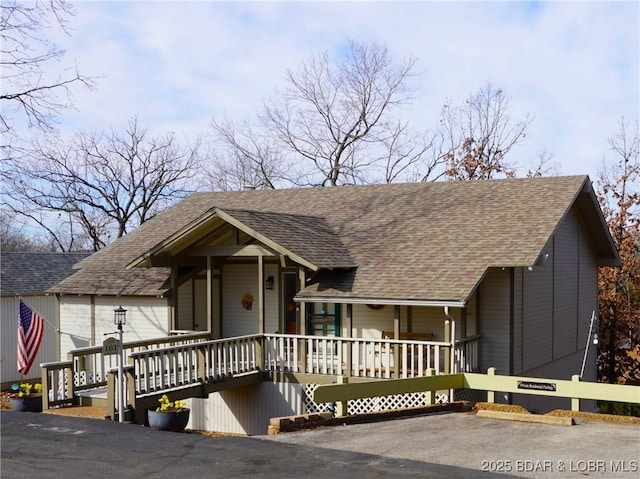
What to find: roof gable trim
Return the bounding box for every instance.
[127,208,320,271]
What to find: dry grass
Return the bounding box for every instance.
[1,391,11,410]
[474,402,640,425]
[473,402,530,414]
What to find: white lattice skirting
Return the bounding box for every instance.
[304,383,451,416]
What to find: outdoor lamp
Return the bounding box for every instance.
[114,305,127,326]
[265,276,274,290]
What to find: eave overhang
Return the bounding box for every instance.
[293,294,466,309]
[126,207,320,271]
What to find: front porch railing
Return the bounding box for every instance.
[42,332,480,415]
[263,334,467,379]
[130,334,260,395]
[42,331,210,408]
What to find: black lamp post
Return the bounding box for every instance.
[113,306,127,423]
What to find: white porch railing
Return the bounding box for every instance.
[263,334,457,379]
[42,332,210,407]
[130,334,260,395]
[42,332,480,414]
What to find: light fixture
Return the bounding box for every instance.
[114,305,127,326]
[265,276,274,290]
[112,305,127,424]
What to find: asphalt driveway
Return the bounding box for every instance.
[1,410,638,479]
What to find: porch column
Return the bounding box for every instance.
[171,262,178,333]
[298,268,307,373]
[393,306,400,379]
[298,268,306,335]
[207,256,214,338]
[257,255,264,334]
[444,307,456,402]
[345,304,353,377]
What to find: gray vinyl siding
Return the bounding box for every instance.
[410,307,453,341]
[553,211,579,358]
[465,294,477,337]
[522,242,554,371]
[578,225,598,348]
[350,304,395,339]
[176,281,193,330]
[222,264,259,337]
[516,206,600,390]
[512,268,523,374]
[193,278,208,331]
[577,215,599,383]
[220,263,280,337]
[477,268,511,375]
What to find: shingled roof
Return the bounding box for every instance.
[2,252,90,296]
[49,176,619,304]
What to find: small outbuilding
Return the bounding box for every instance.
[1,251,89,386]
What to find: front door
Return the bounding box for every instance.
[283,272,298,334]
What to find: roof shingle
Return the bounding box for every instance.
[49,176,617,303]
[2,252,90,296]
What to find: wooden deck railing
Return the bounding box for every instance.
[41,332,210,408]
[454,334,481,373]
[263,334,464,379]
[42,332,480,418]
[130,334,260,395]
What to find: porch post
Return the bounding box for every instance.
[258,255,265,334]
[393,306,400,379]
[444,318,451,375]
[345,304,353,377]
[298,268,307,373]
[206,256,214,338]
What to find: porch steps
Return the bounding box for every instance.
[76,387,108,407]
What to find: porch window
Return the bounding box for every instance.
[307,302,340,337]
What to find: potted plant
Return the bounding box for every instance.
[147,394,190,432]
[9,382,43,412]
[241,292,254,310]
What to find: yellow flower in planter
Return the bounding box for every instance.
[11,382,42,398]
[156,394,188,412]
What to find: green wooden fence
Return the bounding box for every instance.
[314,367,640,416]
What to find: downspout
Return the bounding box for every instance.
[444,306,456,402]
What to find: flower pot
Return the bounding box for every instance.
[148,409,190,432]
[10,395,42,412]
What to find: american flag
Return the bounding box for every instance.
[17,299,44,375]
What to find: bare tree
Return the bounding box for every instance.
[1,0,92,142]
[210,41,436,188]
[0,210,46,251]
[437,83,533,181]
[3,117,201,251]
[596,117,640,399]
[207,117,284,190]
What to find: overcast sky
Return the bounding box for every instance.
[25,0,640,179]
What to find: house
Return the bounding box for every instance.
[1,251,89,387]
[48,175,619,433]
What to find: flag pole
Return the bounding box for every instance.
[18,296,65,334]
